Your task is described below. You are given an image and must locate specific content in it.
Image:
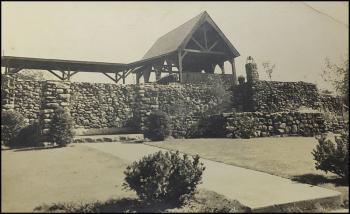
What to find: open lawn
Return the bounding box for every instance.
[1,145,135,212]
[147,137,349,207]
[1,144,248,213]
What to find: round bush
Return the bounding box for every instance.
[313,131,349,182]
[1,110,27,147]
[143,111,171,141]
[49,107,74,147]
[123,151,205,205]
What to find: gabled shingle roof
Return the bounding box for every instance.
[142,11,240,61]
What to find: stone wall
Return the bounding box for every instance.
[138,83,221,137]
[224,111,346,138]
[1,78,222,137]
[1,74,344,139]
[232,80,342,113]
[14,81,43,124]
[70,83,138,129]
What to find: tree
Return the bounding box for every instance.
[262,61,276,81]
[14,69,45,81]
[321,57,349,108]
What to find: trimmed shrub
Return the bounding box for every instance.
[48,107,74,147]
[123,151,205,205]
[312,131,349,182]
[186,115,227,138]
[16,122,43,147]
[1,110,27,146]
[143,111,171,141]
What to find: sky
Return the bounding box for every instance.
[1,1,348,90]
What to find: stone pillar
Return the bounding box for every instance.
[40,81,71,137]
[1,74,15,111]
[245,56,259,84]
[136,84,159,132]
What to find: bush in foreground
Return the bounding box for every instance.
[143,111,171,141]
[312,131,349,182]
[123,151,205,205]
[1,110,27,147]
[48,107,74,147]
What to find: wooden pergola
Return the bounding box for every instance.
[1,11,240,85]
[1,56,139,84]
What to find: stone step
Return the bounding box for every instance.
[73,134,144,143]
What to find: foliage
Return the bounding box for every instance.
[123,151,205,205]
[312,131,349,182]
[186,115,227,138]
[206,75,232,114]
[322,57,349,108]
[14,69,46,81]
[34,190,251,213]
[143,111,171,141]
[48,107,74,147]
[238,75,246,85]
[1,110,27,146]
[16,122,43,147]
[262,61,276,81]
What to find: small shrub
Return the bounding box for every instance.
[143,111,171,141]
[16,122,43,147]
[123,151,205,205]
[238,75,246,85]
[312,131,349,182]
[48,107,74,147]
[205,76,232,114]
[1,110,27,146]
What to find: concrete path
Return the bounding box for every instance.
[82,142,341,211]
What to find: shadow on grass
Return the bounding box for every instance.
[33,197,178,213]
[291,173,348,187]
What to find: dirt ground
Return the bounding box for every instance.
[1,145,136,212]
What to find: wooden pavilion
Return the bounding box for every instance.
[129,11,240,85]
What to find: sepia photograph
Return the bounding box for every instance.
[1,1,349,213]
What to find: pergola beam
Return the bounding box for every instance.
[191,37,205,50]
[208,40,219,51]
[47,70,65,81]
[183,49,226,55]
[102,73,119,84]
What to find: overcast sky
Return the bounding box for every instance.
[1,1,348,90]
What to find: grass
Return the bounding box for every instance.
[147,137,349,208]
[1,145,135,212]
[2,144,248,213]
[33,189,251,213]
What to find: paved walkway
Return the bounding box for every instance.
[83,142,341,211]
